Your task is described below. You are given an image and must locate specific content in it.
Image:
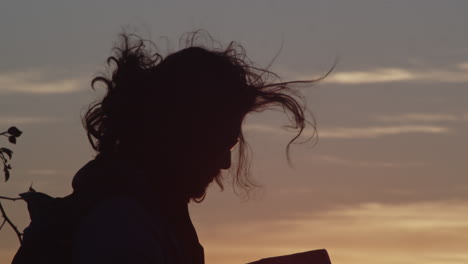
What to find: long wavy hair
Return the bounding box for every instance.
[83,32,330,201]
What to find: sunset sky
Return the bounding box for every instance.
[1,1,467,264]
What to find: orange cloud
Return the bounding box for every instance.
[311,154,425,168]
[284,62,468,85]
[323,63,468,84]
[245,124,450,139]
[0,70,85,94]
[374,113,468,123]
[0,116,58,125]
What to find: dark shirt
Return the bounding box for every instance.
[71,158,204,264]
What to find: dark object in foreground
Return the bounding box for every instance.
[248,249,331,264]
[12,191,87,264]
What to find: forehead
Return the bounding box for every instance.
[195,113,243,141]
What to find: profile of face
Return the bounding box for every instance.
[184,118,242,199]
[142,110,243,201]
[136,47,250,200]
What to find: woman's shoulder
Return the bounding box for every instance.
[85,195,151,221]
[72,195,165,264]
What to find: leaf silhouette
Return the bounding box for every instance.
[4,168,9,182]
[8,136,16,144]
[28,184,36,193]
[7,127,22,137]
[0,148,13,159]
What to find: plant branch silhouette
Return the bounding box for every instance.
[0,199,22,244]
[0,126,23,245]
[0,196,22,201]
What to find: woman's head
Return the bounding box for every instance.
[84,32,322,202]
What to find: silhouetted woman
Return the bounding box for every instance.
[69,32,319,264]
